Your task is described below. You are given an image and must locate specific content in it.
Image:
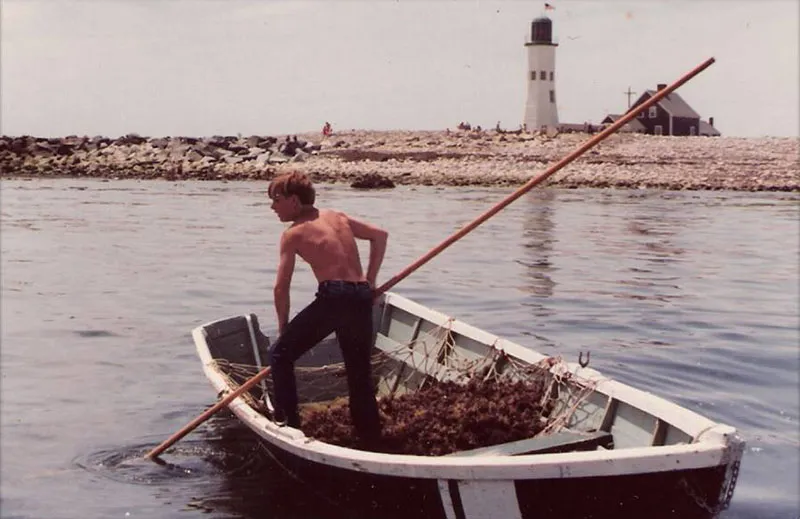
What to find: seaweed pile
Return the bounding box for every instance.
[301,378,554,456]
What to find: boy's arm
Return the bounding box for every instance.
[348,216,388,288]
[274,232,296,334]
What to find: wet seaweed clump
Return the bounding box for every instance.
[300,378,553,456]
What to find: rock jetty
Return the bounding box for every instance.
[1,130,797,191]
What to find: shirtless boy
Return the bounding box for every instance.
[267,171,388,447]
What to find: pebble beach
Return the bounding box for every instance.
[1,130,797,191]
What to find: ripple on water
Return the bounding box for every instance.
[74,436,269,486]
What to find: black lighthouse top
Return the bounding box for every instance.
[529,16,555,45]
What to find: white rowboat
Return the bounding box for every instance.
[193,291,744,519]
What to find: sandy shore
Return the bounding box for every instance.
[1,130,797,191]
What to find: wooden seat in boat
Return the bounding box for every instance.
[446,429,613,457]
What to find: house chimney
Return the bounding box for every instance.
[709,116,715,127]
[657,83,667,91]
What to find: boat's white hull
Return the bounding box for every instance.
[193,292,744,519]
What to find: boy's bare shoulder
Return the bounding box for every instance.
[318,208,349,222]
[281,223,306,245]
[279,226,296,245]
[318,207,345,216]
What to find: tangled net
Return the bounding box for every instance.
[213,322,596,456]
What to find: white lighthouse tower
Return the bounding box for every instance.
[523,17,559,131]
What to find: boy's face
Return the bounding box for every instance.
[270,192,300,222]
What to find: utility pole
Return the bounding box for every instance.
[624,86,637,108]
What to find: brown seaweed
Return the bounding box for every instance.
[301,378,553,455]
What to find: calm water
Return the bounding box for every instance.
[1,179,798,519]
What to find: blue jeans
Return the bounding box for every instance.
[268,280,381,443]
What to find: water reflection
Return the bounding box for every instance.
[584,194,691,306]
[621,196,688,310]
[626,206,686,264]
[517,190,557,313]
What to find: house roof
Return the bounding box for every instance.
[630,90,701,119]
[698,119,721,136]
[601,114,647,132]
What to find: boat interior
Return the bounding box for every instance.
[199,295,698,456]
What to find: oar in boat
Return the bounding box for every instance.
[144,56,715,461]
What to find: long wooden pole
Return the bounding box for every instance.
[145,57,714,461]
[376,57,716,295]
[145,366,271,459]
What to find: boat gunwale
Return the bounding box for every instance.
[381,292,723,439]
[191,292,744,480]
[198,349,736,480]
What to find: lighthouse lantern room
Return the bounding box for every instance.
[524,17,559,131]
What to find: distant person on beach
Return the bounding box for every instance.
[266,171,388,449]
[281,136,300,156]
[322,121,332,136]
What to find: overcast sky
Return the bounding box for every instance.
[2,0,798,138]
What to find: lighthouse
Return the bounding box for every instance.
[523,17,559,131]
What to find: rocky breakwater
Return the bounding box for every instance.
[1,130,797,191]
[0,134,312,181]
